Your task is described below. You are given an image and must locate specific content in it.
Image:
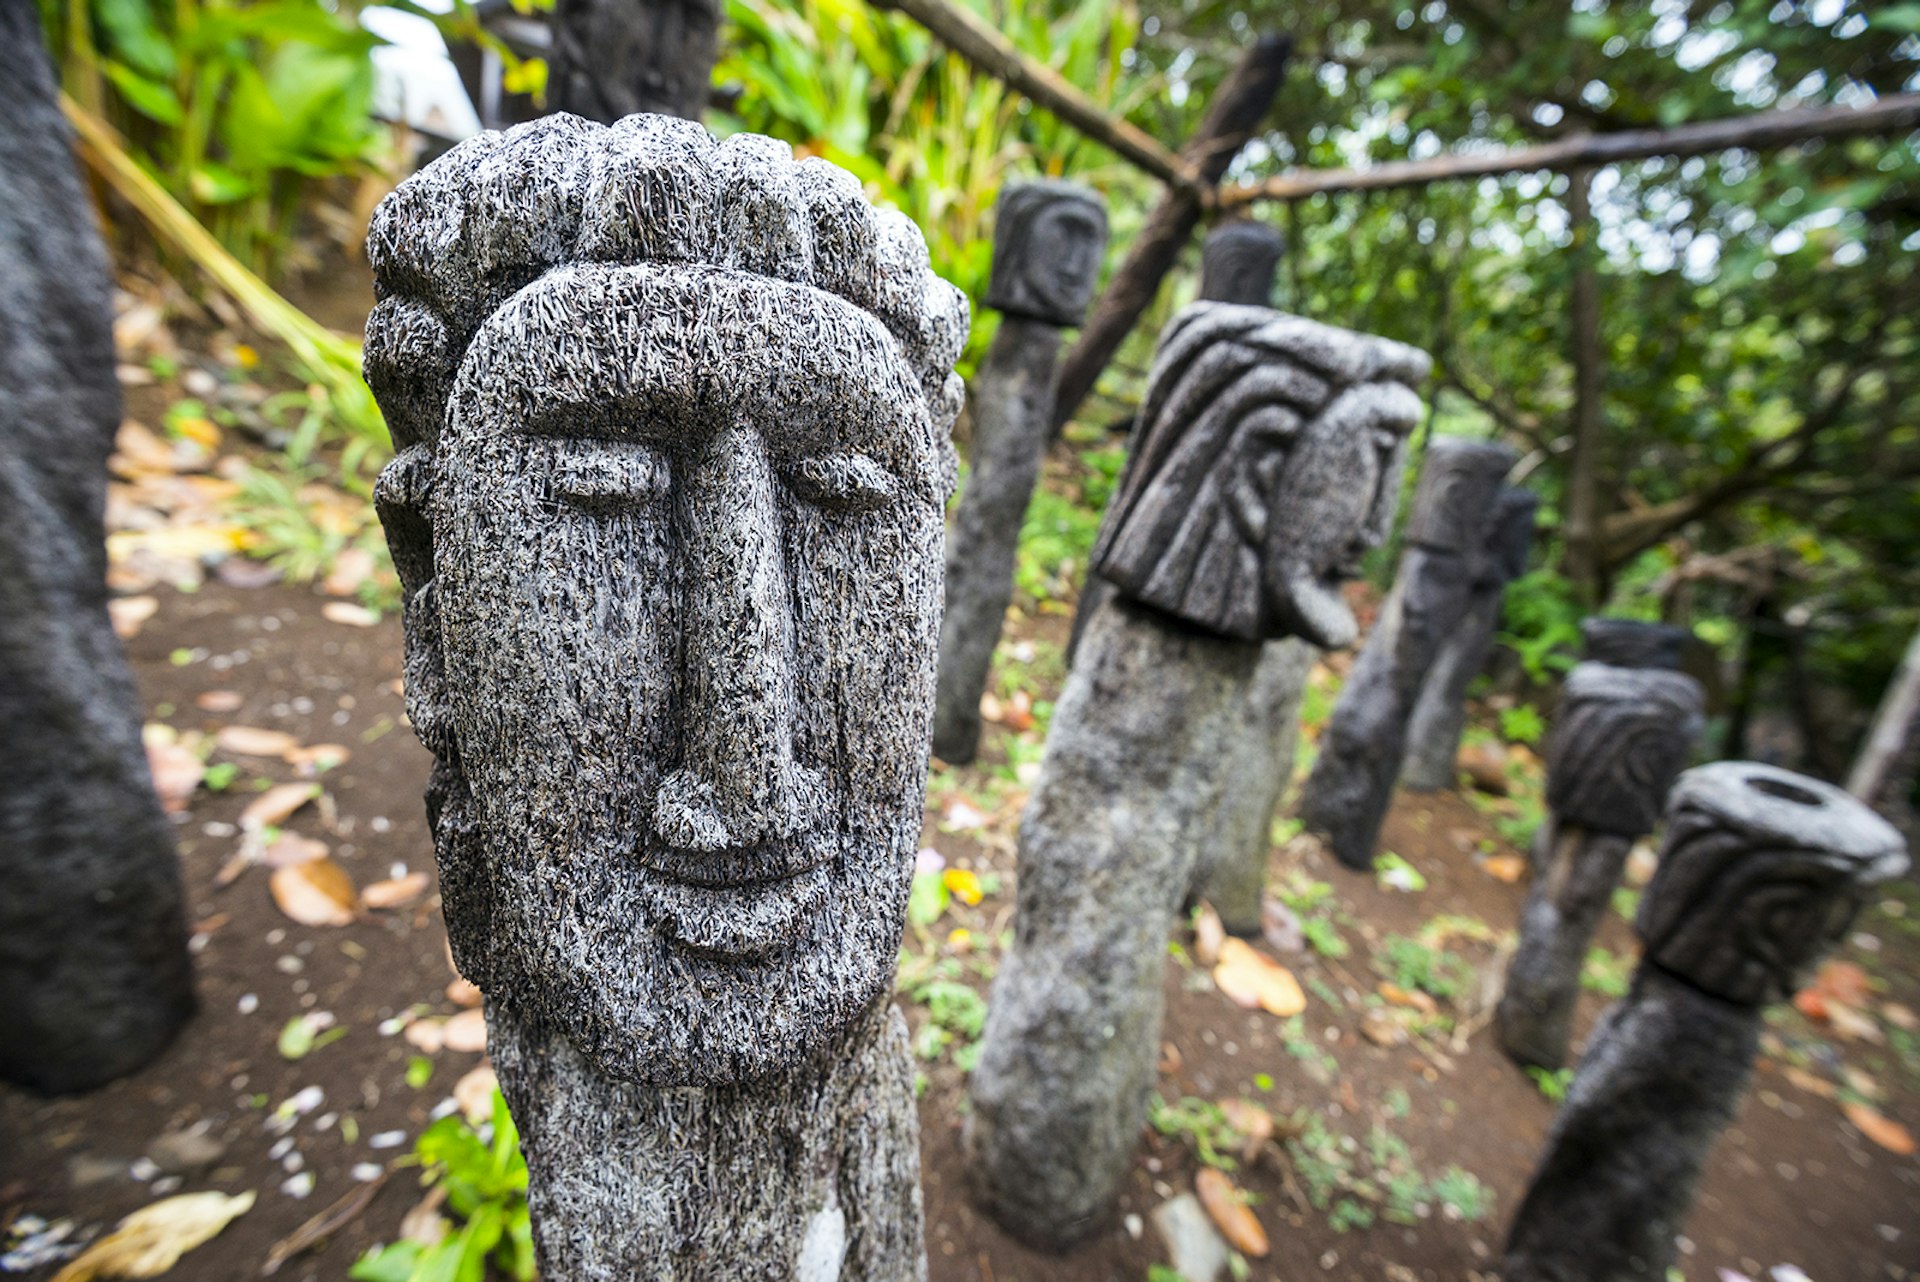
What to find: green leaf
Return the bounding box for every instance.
[101,61,184,126]
[906,868,948,927]
[190,163,258,205]
[349,1240,424,1282]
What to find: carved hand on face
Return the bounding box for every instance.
[1092,305,1429,646]
[427,263,946,1084]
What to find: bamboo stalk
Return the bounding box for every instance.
[1219,94,1920,206]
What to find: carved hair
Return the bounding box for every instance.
[1544,662,1704,838]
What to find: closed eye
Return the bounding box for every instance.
[549,441,670,511]
[780,453,899,514]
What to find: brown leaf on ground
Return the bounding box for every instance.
[321,601,380,628]
[284,743,352,773]
[322,547,378,597]
[453,1063,499,1123]
[1843,1101,1916,1155]
[108,595,158,639]
[215,726,299,758]
[404,1019,446,1053]
[1158,1041,1182,1075]
[1781,1066,1836,1099]
[442,1009,488,1053]
[362,872,430,910]
[240,783,321,834]
[1378,982,1439,1015]
[1192,903,1226,967]
[268,859,358,927]
[1456,742,1510,796]
[195,690,244,713]
[51,1190,254,1282]
[1362,1008,1406,1047]
[259,833,328,870]
[1002,690,1036,733]
[1479,854,1527,884]
[446,978,483,1008]
[143,729,203,813]
[1810,960,1874,1009]
[1195,1167,1269,1258]
[1219,1099,1275,1164]
[1213,939,1307,1017]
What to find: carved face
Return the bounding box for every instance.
[984,182,1108,328]
[1092,306,1429,646]
[428,262,945,1086]
[1544,662,1704,838]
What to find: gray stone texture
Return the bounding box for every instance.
[1297,437,1516,869]
[1401,486,1539,792]
[1504,762,1907,1282]
[967,306,1429,1246]
[548,0,723,123]
[1197,220,1285,307]
[1496,663,1705,1069]
[0,4,196,1096]
[982,180,1107,328]
[365,112,966,1280]
[933,183,1105,763]
[1580,616,1690,670]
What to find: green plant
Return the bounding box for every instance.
[1374,934,1472,1005]
[1580,947,1633,999]
[1498,704,1547,747]
[1526,1066,1574,1103]
[351,1092,533,1282]
[1149,1095,1241,1172]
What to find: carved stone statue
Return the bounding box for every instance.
[934,181,1106,763]
[1197,219,1285,307]
[966,303,1427,1248]
[1580,616,1690,671]
[547,0,723,123]
[1505,762,1907,1282]
[1495,662,1704,1069]
[365,112,967,1280]
[0,3,195,1095]
[1401,486,1539,792]
[1296,436,1516,868]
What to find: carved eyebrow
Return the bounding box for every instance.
[543,439,671,508]
[779,452,900,512]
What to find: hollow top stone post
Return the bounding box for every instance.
[1198,220,1285,307]
[1544,662,1706,838]
[1090,303,1430,647]
[1580,616,1691,671]
[984,180,1108,327]
[364,112,968,1089]
[1638,761,1908,1008]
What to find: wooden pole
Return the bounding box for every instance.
[867,0,1197,191]
[1218,94,1920,206]
[1049,35,1292,435]
[1561,166,1604,606]
[1849,625,1920,804]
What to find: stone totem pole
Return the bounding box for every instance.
[364,113,967,1280]
[966,303,1427,1248]
[1296,436,1517,869]
[1495,662,1704,1069]
[1580,616,1690,670]
[1400,485,1539,791]
[0,3,196,1095]
[1505,762,1907,1282]
[547,0,723,123]
[1197,219,1285,307]
[933,181,1106,763]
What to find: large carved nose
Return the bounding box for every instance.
[651,426,828,852]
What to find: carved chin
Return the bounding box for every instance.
[1276,570,1357,650]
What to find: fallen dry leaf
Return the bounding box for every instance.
[143,730,203,814]
[1378,982,1439,1016]
[1480,854,1527,884]
[1362,1008,1406,1047]
[453,1062,499,1123]
[284,743,352,773]
[1213,938,1306,1017]
[1194,1167,1269,1258]
[1260,896,1303,953]
[216,726,299,758]
[1843,1101,1916,1156]
[1810,960,1874,1009]
[52,1190,254,1282]
[241,783,322,834]
[322,547,378,597]
[442,1008,488,1053]
[269,859,358,927]
[1158,1041,1182,1075]
[362,872,430,910]
[1826,1002,1884,1044]
[404,1019,446,1053]
[321,601,380,628]
[1219,1099,1275,1164]
[397,1187,449,1248]
[1192,903,1226,967]
[195,690,244,713]
[108,595,158,639]
[1884,1002,1919,1032]
[446,977,483,1008]
[1781,1066,1836,1099]
[260,833,329,870]
[1003,689,1036,733]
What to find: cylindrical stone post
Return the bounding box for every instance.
[366,115,969,1280]
[934,181,1106,763]
[547,0,723,123]
[1197,219,1285,307]
[1401,486,1539,792]
[0,6,196,1095]
[1296,437,1517,869]
[1504,762,1908,1282]
[966,302,1430,1247]
[1580,616,1690,670]
[1495,662,1704,1069]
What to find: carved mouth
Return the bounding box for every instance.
[636,863,832,960]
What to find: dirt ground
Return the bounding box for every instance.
[2,567,1917,1282]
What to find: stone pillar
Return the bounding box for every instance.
[1197,220,1285,307]
[1297,437,1517,869]
[933,182,1106,763]
[0,4,195,1095]
[1580,616,1690,670]
[966,302,1429,1248]
[1495,663,1704,1069]
[365,114,968,1280]
[1504,762,1908,1282]
[1401,486,1539,792]
[547,0,723,123]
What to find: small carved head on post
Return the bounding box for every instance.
[1580,617,1692,672]
[1544,662,1705,838]
[1400,437,1518,563]
[983,180,1108,328]
[1198,220,1286,307]
[363,114,968,1087]
[1638,762,1908,1007]
[1481,486,1539,589]
[1090,304,1430,647]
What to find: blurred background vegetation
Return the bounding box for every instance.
[35,0,1920,789]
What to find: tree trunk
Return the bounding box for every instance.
[1849,623,1920,807]
[0,3,196,1095]
[1560,166,1605,607]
